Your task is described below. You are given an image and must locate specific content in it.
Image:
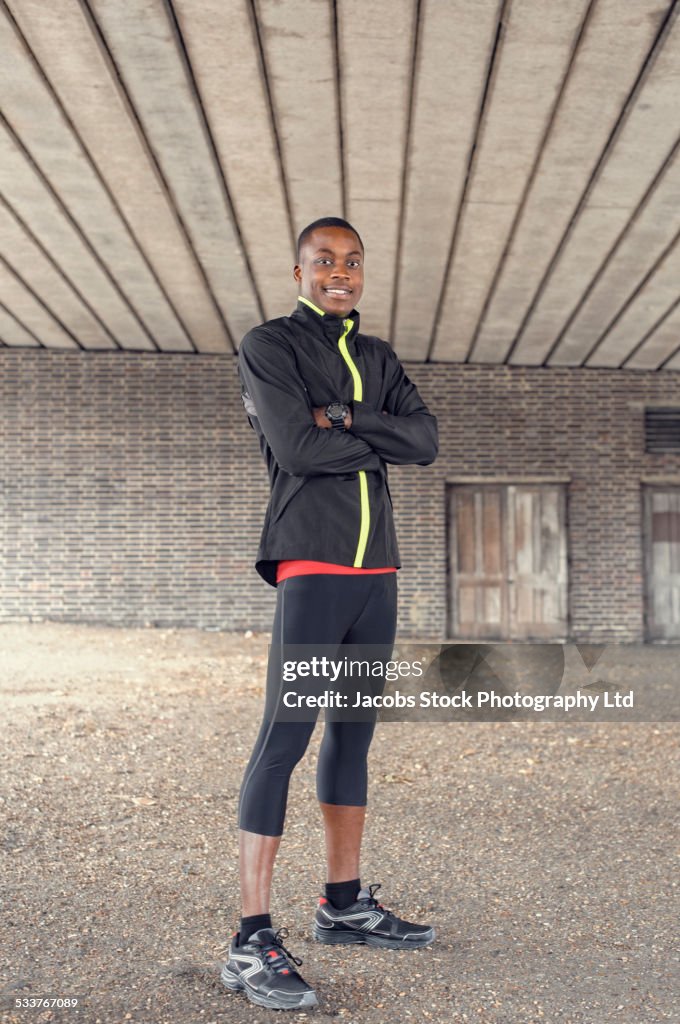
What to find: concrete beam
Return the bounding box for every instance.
[0,260,77,348]
[340,0,415,339]
[551,148,680,366]
[392,0,499,359]
[431,0,587,362]
[627,296,680,370]
[587,235,680,367]
[256,0,342,237]
[0,5,192,351]
[0,124,155,350]
[517,13,680,365]
[91,0,261,347]
[0,199,114,348]
[0,305,40,347]
[660,305,680,370]
[9,0,230,352]
[175,0,294,321]
[472,0,666,364]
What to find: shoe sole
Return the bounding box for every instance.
[312,925,436,949]
[220,964,319,1010]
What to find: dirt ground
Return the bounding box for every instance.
[1,622,678,1024]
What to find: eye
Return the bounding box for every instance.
[315,257,332,265]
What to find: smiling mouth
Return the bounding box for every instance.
[323,288,351,296]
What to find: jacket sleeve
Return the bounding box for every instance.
[348,345,438,466]
[238,329,381,478]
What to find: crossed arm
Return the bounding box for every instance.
[238,331,438,477]
[311,406,354,429]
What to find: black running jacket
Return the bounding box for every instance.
[238,296,438,586]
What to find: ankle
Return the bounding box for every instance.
[324,877,361,910]
[239,912,272,944]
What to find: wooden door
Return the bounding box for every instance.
[643,486,680,640]
[449,484,568,640]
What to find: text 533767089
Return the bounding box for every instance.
[12,997,80,1010]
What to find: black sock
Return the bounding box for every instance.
[325,878,361,910]
[239,913,272,944]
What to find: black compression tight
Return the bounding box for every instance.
[237,572,397,837]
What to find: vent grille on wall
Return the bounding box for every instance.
[645,408,680,453]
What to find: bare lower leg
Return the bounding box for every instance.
[319,802,366,883]
[239,828,281,916]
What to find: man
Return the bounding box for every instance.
[221,217,438,1011]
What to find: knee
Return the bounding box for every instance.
[319,721,376,764]
[248,721,315,777]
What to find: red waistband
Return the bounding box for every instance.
[276,559,398,583]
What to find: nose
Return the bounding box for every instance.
[330,265,350,280]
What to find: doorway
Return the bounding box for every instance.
[643,486,680,640]
[448,483,568,640]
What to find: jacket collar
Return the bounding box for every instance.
[290,295,361,352]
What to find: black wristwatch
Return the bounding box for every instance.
[325,401,350,430]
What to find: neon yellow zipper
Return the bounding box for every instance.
[298,296,369,567]
[338,318,369,567]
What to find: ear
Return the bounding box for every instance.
[293,264,302,283]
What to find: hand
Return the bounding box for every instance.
[312,406,352,429]
[312,406,331,428]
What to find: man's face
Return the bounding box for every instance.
[293,226,364,317]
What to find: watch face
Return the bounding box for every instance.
[327,402,344,419]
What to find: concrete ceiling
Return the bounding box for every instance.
[1,0,679,370]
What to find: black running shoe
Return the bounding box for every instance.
[220,926,318,1010]
[312,883,435,949]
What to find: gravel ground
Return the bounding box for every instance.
[1,622,678,1024]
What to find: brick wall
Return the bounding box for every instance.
[1,350,679,640]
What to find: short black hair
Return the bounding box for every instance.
[296,217,364,263]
